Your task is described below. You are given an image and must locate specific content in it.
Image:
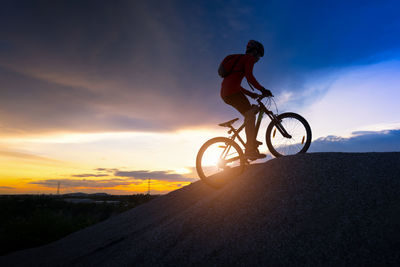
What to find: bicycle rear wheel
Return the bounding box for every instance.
[196,137,245,188]
[266,112,312,157]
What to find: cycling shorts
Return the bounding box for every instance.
[222,91,251,116]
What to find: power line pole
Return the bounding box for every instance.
[147,178,150,195]
[57,181,60,195]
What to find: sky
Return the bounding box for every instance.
[1,0,399,194]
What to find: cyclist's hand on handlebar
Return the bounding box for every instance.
[248,92,259,99]
[260,87,273,97]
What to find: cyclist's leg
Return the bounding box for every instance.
[244,109,266,159]
[244,108,256,150]
[222,91,255,150]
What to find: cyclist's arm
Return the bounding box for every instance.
[241,88,258,98]
[244,56,263,91]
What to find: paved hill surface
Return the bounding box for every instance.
[1,152,400,266]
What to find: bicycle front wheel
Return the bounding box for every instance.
[266,112,312,157]
[196,137,245,188]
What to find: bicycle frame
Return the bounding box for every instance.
[217,96,292,165]
[226,98,292,147]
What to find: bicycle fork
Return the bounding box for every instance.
[265,111,292,139]
[217,143,233,168]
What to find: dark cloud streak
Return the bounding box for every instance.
[95,168,118,173]
[31,167,197,189]
[71,174,108,178]
[0,186,15,190]
[1,1,399,135]
[114,170,195,182]
[0,149,61,163]
[29,178,139,189]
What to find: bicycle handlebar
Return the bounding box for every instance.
[255,93,274,101]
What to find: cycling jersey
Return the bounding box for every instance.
[220,54,263,98]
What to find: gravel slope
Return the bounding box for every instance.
[1,152,400,266]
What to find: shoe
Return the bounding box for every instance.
[245,149,266,160]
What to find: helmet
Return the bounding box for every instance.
[246,40,264,57]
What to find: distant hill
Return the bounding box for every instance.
[1,152,399,266]
[62,192,109,197]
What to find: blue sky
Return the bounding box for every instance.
[0,0,399,193]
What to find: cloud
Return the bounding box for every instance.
[71,174,109,178]
[29,178,140,189]
[30,167,196,190]
[0,186,15,189]
[299,60,400,139]
[0,149,61,163]
[309,129,400,152]
[0,1,231,137]
[114,170,196,182]
[1,1,399,137]
[94,168,118,173]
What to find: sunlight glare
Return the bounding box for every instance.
[202,145,224,167]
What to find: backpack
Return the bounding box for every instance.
[218,54,243,78]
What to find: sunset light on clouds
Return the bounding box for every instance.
[1,0,400,194]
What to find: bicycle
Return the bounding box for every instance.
[196,93,312,188]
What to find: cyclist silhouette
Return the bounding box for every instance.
[220,40,272,160]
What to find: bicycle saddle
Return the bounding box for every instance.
[218,118,239,127]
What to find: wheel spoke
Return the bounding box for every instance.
[266,113,311,157]
[196,137,245,188]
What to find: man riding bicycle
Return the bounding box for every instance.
[220,40,273,160]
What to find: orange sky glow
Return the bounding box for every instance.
[0,129,229,194]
